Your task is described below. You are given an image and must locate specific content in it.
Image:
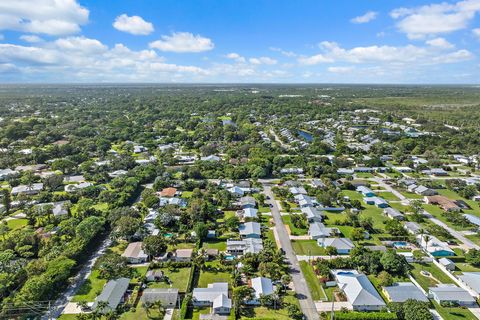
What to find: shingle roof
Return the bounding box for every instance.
[384,282,428,302]
[332,270,385,307]
[93,277,130,311]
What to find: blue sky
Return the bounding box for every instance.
[0,0,480,83]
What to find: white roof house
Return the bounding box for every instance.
[243,208,258,219]
[383,282,428,303]
[65,182,93,193]
[0,168,18,180]
[92,277,130,312]
[318,238,354,253]
[332,270,386,311]
[246,277,274,305]
[289,186,307,195]
[122,242,148,264]
[201,155,221,162]
[301,206,323,222]
[141,288,179,307]
[429,285,476,306]
[11,183,43,195]
[192,282,231,314]
[384,207,404,220]
[309,222,335,239]
[416,234,455,257]
[459,272,480,296]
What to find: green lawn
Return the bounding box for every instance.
[291,240,326,255]
[377,192,399,201]
[72,270,107,302]
[197,269,231,288]
[400,191,424,199]
[148,267,192,293]
[6,218,28,230]
[281,214,308,236]
[299,261,325,301]
[355,172,375,178]
[360,205,388,231]
[120,302,166,320]
[434,302,477,320]
[240,291,299,319]
[202,240,227,251]
[410,263,454,291]
[342,190,364,201]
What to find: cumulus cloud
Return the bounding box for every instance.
[391,0,480,39]
[351,11,378,24]
[426,37,454,48]
[20,35,43,43]
[328,66,355,73]
[474,28,480,38]
[269,47,297,57]
[113,14,154,35]
[226,52,245,63]
[149,32,214,52]
[298,41,473,65]
[0,0,89,35]
[249,57,277,65]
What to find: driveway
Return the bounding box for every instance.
[263,184,319,320]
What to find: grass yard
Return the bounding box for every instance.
[410,263,454,291]
[434,302,477,320]
[240,291,299,319]
[148,267,192,292]
[281,214,308,236]
[197,269,230,288]
[120,302,166,320]
[291,240,326,255]
[6,218,28,230]
[355,172,375,178]
[377,191,399,201]
[360,205,388,231]
[400,191,424,199]
[299,261,325,301]
[341,190,364,201]
[72,270,107,302]
[202,240,227,251]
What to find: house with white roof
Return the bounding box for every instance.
[92,277,130,312]
[363,197,389,208]
[11,183,44,196]
[309,222,336,239]
[383,282,428,303]
[357,186,375,197]
[242,208,258,219]
[246,277,274,305]
[417,234,455,257]
[122,242,148,264]
[192,282,231,314]
[429,285,476,306]
[301,207,323,222]
[384,207,404,220]
[459,272,480,296]
[331,269,386,311]
[226,238,263,255]
[289,186,307,195]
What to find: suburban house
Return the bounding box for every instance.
[417,235,455,257]
[145,270,164,282]
[331,270,386,311]
[404,222,422,235]
[201,155,221,162]
[228,186,245,197]
[226,238,263,255]
[439,258,456,271]
[92,278,130,312]
[463,214,480,228]
[309,222,336,239]
[11,183,44,196]
[64,182,93,193]
[412,185,438,196]
[318,238,354,254]
[363,197,389,208]
[384,207,404,220]
[122,242,148,264]
[175,249,194,262]
[383,282,428,303]
[459,272,480,296]
[36,201,71,217]
[425,195,461,212]
[159,187,178,197]
[141,288,179,307]
[357,186,375,197]
[337,168,354,175]
[0,168,18,180]
[242,208,258,219]
[239,222,262,239]
[246,277,274,305]
[192,282,232,314]
[301,207,323,222]
[423,168,449,176]
[289,186,307,195]
[240,196,256,209]
[429,285,476,306]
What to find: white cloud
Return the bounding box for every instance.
[474,28,480,38]
[226,52,245,63]
[298,41,473,65]
[391,0,480,39]
[426,37,454,48]
[249,57,277,65]
[55,36,107,54]
[149,32,214,52]
[0,0,89,35]
[328,66,354,73]
[20,35,43,43]
[351,11,378,24]
[113,14,154,35]
[269,47,297,57]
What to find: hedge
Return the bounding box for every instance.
[335,312,397,320]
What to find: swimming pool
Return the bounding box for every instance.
[393,241,408,248]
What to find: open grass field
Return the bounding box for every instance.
[410,263,454,290]
[291,240,326,255]
[148,267,192,293]
[71,270,107,302]
[299,261,325,301]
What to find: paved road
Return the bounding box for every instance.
[424,213,480,250]
[263,184,319,320]
[43,237,112,319]
[269,129,291,150]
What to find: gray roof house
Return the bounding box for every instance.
[289,186,307,195]
[384,208,404,220]
[459,272,480,295]
[404,221,422,234]
[11,183,43,196]
[192,283,231,314]
[463,214,480,227]
[318,238,354,254]
[301,207,323,222]
[239,222,261,239]
[383,282,428,303]
[439,258,456,271]
[240,196,256,208]
[92,277,130,312]
[414,185,438,196]
[243,208,258,219]
[429,285,476,306]
[141,288,178,307]
[332,270,386,311]
[309,222,335,239]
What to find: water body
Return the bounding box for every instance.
[297,129,313,142]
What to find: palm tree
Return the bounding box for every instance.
[153,300,165,318]
[77,300,90,312]
[142,301,152,316]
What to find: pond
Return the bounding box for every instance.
[297,129,313,142]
